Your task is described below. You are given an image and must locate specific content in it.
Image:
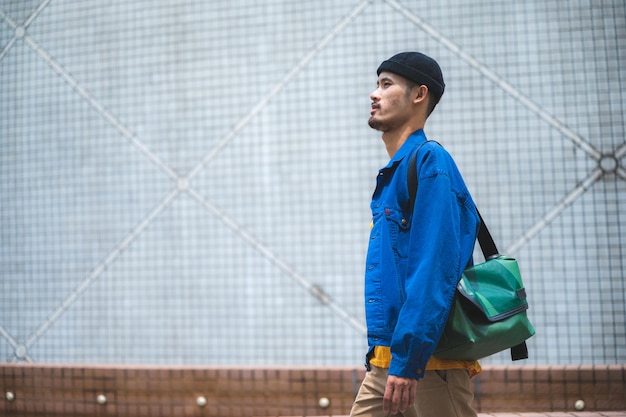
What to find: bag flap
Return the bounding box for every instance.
[457,256,528,322]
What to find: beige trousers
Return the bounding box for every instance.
[350,365,478,417]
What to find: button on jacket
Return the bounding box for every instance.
[364,129,480,379]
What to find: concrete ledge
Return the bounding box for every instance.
[1,364,624,416]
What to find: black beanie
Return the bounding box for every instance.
[377,52,445,99]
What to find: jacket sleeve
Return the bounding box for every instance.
[388,147,478,379]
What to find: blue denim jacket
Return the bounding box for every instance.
[364,129,480,379]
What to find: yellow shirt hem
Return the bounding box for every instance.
[369,345,481,378]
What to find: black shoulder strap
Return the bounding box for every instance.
[407,141,432,215]
[407,141,497,258]
[406,142,529,361]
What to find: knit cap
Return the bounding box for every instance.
[377,52,445,98]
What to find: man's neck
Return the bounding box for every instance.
[381,124,424,158]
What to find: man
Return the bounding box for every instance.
[350,52,481,417]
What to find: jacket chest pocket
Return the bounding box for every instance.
[383,207,411,259]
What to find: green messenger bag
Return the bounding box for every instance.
[433,241,536,361]
[408,144,535,361]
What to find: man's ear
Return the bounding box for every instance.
[413,85,429,104]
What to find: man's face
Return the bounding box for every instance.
[368,71,413,132]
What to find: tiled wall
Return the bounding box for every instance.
[1,364,624,416]
[2,0,625,368]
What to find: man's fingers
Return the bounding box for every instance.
[398,385,410,412]
[407,380,417,410]
[384,375,413,415]
[383,375,418,415]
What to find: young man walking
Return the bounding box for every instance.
[350,52,481,417]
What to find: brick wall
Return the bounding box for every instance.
[1,364,624,416]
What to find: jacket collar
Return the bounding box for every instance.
[384,129,427,169]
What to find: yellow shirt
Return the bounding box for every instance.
[369,345,481,378]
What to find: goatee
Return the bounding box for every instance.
[368,116,385,131]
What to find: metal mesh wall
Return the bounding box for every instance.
[1,0,624,367]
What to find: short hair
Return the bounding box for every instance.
[404,80,441,116]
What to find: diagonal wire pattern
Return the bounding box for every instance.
[0,1,372,359]
[0,9,20,61]
[23,188,182,352]
[0,0,622,362]
[506,168,605,255]
[382,0,626,256]
[0,0,49,61]
[22,35,179,181]
[186,0,371,181]
[187,188,367,335]
[384,0,603,162]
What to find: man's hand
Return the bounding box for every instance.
[383,375,417,415]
